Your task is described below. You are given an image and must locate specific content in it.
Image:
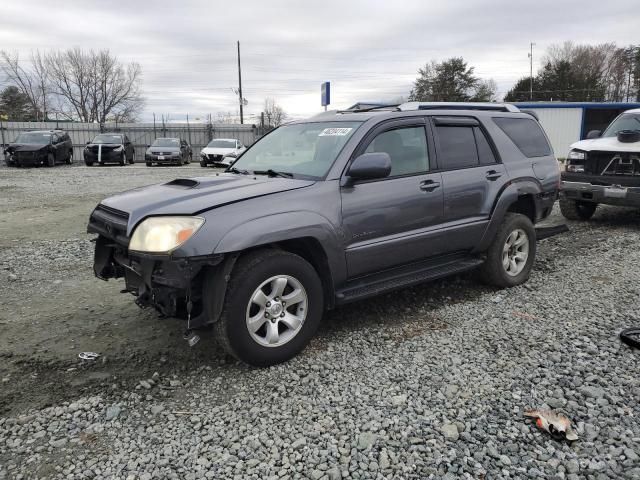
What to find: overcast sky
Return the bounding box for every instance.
[1,0,639,122]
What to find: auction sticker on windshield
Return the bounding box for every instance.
[319,128,353,136]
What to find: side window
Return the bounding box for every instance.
[493,117,551,158]
[364,126,428,177]
[474,127,497,165]
[435,126,479,169]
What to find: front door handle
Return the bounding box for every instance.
[420,180,441,192]
[486,170,502,181]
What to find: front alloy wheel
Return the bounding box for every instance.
[212,249,323,367]
[246,275,308,348]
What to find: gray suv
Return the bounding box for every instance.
[87,103,560,366]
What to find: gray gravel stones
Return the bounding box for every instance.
[1,166,640,479]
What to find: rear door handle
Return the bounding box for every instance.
[486,170,502,181]
[420,180,441,192]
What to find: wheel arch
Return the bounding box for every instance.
[474,180,541,252]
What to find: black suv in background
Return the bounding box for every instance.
[145,138,192,166]
[84,133,135,166]
[88,102,560,366]
[4,130,73,167]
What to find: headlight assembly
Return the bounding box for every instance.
[129,216,205,253]
[568,150,586,160]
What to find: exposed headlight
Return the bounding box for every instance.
[225,152,238,158]
[129,216,205,253]
[113,145,124,152]
[200,152,207,157]
[568,150,586,160]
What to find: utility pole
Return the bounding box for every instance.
[528,42,536,100]
[237,41,244,124]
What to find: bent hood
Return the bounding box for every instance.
[571,136,640,153]
[8,144,49,152]
[99,173,315,234]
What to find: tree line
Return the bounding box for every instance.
[0,49,143,122]
[408,42,639,104]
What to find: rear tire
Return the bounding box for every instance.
[119,153,126,166]
[479,213,536,288]
[211,249,323,367]
[65,150,73,165]
[559,197,597,220]
[128,152,135,164]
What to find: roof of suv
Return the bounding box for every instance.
[304,102,525,123]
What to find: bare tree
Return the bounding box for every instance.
[263,98,287,127]
[46,48,143,123]
[0,50,50,119]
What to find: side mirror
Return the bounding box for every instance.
[146,144,151,148]
[586,130,601,140]
[86,141,90,145]
[345,152,391,184]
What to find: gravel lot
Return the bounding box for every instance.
[1,163,639,479]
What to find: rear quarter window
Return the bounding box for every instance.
[493,117,551,158]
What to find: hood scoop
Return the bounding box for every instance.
[164,178,199,189]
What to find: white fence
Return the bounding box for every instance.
[0,120,260,162]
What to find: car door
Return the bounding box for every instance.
[341,119,444,278]
[51,134,62,162]
[431,116,509,250]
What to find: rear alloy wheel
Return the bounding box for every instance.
[212,250,323,367]
[480,213,536,288]
[47,153,55,167]
[559,197,597,220]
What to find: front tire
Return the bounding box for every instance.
[146,161,152,167]
[479,213,536,288]
[559,197,597,220]
[212,250,323,367]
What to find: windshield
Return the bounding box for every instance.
[152,138,180,147]
[15,132,51,144]
[207,139,237,148]
[92,134,122,144]
[230,122,362,179]
[603,113,640,137]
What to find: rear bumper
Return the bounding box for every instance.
[561,180,640,207]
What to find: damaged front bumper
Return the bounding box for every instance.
[92,234,225,328]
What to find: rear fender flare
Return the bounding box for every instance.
[474,180,541,252]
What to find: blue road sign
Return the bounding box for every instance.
[321,82,331,107]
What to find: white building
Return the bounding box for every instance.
[514,102,640,158]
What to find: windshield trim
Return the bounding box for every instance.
[226,120,363,181]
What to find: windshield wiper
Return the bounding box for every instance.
[228,167,251,175]
[253,169,294,178]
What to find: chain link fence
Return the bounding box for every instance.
[0,118,262,163]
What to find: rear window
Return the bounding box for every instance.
[435,126,479,169]
[493,117,551,158]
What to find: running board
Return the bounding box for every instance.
[336,256,484,305]
[535,224,569,240]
